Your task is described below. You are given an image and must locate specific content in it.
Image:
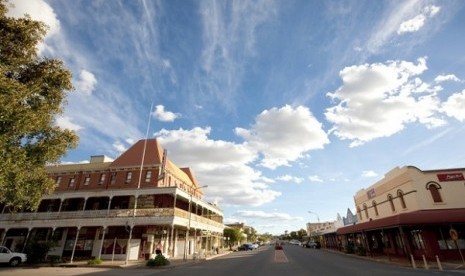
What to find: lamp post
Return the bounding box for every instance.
[307,211,320,237]
[183,185,208,261]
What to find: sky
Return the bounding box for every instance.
[7,0,465,235]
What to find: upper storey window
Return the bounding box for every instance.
[56,176,62,185]
[426,182,443,203]
[145,171,152,183]
[125,172,132,184]
[388,194,395,212]
[98,173,106,185]
[68,177,75,187]
[83,176,90,186]
[397,190,407,209]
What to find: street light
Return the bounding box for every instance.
[183,185,208,261]
[307,211,320,223]
[307,211,320,237]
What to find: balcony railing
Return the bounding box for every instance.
[0,208,223,228]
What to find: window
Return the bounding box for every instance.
[411,230,425,250]
[357,206,362,220]
[98,173,106,185]
[68,177,75,187]
[388,194,395,212]
[110,172,116,185]
[397,190,407,209]
[363,204,369,219]
[372,201,379,216]
[125,172,132,184]
[145,171,152,182]
[426,182,443,203]
[56,176,62,185]
[83,176,90,186]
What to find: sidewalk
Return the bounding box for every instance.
[59,249,233,269]
[325,248,465,272]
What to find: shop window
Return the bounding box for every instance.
[372,201,378,216]
[388,194,395,212]
[426,182,442,203]
[411,230,425,250]
[397,190,407,209]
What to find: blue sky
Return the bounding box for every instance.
[8,0,465,235]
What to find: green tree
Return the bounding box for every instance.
[223,227,242,250]
[0,0,78,210]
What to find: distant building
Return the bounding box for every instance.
[337,166,465,262]
[0,139,224,261]
[342,208,358,225]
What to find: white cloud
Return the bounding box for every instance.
[234,210,303,221]
[441,90,465,122]
[362,170,378,178]
[235,105,330,169]
[153,105,180,122]
[308,175,323,183]
[55,116,83,131]
[7,0,60,36]
[155,127,281,206]
[325,57,446,147]
[112,141,127,154]
[75,70,97,95]
[7,0,60,54]
[397,5,441,34]
[434,74,461,83]
[276,175,304,184]
[397,14,426,34]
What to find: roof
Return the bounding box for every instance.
[110,139,163,168]
[337,208,465,235]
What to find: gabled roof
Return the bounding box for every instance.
[110,139,164,168]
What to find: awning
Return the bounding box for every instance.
[337,208,465,235]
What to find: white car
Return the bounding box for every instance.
[0,246,27,267]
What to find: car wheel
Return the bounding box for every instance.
[9,257,21,267]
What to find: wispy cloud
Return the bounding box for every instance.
[397,5,441,34]
[276,175,304,184]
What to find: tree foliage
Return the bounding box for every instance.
[223,227,242,249]
[0,0,78,210]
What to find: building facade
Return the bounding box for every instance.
[336,166,465,262]
[0,139,224,262]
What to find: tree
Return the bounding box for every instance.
[0,0,78,210]
[223,227,242,250]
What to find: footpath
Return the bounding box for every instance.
[58,249,232,270]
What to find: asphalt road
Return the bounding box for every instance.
[1,245,464,276]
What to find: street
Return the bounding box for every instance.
[0,244,464,276]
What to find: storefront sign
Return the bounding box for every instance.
[437,173,464,182]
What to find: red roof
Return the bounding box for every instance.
[337,208,465,234]
[110,139,164,168]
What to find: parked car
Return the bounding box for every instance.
[303,240,321,249]
[274,242,283,250]
[0,246,27,267]
[238,243,254,251]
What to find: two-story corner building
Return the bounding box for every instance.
[0,139,225,262]
[337,166,465,262]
